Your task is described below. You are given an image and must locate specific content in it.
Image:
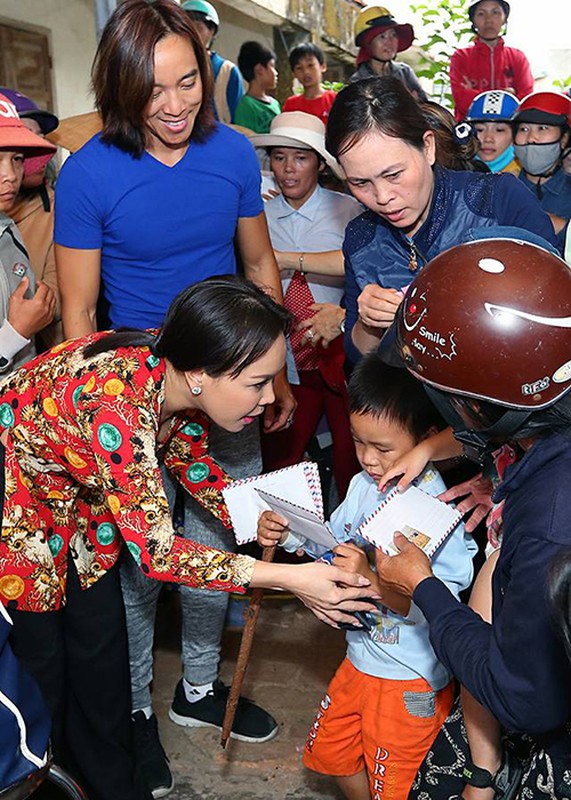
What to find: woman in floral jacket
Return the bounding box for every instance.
[0,276,375,800]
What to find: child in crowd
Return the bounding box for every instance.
[282,42,337,124]
[0,87,63,350]
[0,92,56,374]
[234,41,280,133]
[466,90,520,174]
[257,355,477,800]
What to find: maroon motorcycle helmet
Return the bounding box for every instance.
[396,237,571,410]
[394,235,571,459]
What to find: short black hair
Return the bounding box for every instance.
[238,41,276,82]
[348,354,445,442]
[186,11,217,32]
[288,42,326,70]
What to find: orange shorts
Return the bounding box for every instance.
[303,658,454,800]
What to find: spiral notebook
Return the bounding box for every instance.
[222,462,336,548]
[358,485,462,559]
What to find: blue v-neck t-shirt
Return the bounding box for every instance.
[55,124,263,328]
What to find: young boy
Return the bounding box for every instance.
[282,43,337,124]
[234,41,280,133]
[0,92,56,374]
[258,355,477,800]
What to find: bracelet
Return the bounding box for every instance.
[298,253,305,274]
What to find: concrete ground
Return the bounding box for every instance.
[152,590,347,800]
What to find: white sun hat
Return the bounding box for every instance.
[249,111,344,178]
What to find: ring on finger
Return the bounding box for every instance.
[307,329,314,340]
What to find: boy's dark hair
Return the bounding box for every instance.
[288,42,326,70]
[348,354,445,442]
[238,41,276,82]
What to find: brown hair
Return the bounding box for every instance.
[421,101,480,171]
[92,0,215,157]
[326,76,430,160]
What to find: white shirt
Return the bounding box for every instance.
[264,185,362,382]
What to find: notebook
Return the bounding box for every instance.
[358,484,462,558]
[222,462,336,548]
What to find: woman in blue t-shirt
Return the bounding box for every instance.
[53,1,296,796]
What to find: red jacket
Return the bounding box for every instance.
[450,37,533,121]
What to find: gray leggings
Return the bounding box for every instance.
[120,422,261,710]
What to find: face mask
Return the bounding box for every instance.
[514,141,561,177]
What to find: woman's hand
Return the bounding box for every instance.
[298,303,344,348]
[257,510,288,548]
[375,533,434,599]
[253,561,379,628]
[263,188,281,203]
[263,369,297,433]
[438,473,494,533]
[290,562,379,628]
[357,284,403,329]
[8,278,56,339]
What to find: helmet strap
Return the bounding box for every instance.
[369,54,393,65]
[423,386,532,465]
[453,409,533,465]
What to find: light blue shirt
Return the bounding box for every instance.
[264,185,361,382]
[283,466,477,689]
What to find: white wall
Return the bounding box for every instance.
[215,2,275,66]
[0,0,97,119]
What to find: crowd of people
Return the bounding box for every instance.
[0,0,570,799]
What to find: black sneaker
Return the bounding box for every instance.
[169,679,279,743]
[132,711,175,799]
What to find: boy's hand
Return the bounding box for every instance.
[8,278,56,339]
[332,542,370,577]
[257,510,289,548]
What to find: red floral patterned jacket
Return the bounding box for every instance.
[0,334,254,612]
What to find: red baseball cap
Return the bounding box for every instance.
[0,93,56,177]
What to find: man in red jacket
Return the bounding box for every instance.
[450,0,533,121]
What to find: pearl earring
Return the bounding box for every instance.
[191,386,202,396]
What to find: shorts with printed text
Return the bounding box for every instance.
[303,657,454,800]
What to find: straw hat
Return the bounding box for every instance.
[0,93,56,177]
[249,112,343,178]
[46,111,102,153]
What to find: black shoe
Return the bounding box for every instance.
[132,711,175,799]
[169,679,279,743]
[492,750,524,800]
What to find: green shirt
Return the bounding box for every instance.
[233,95,281,133]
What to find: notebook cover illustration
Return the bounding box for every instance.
[358,485,462,558]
